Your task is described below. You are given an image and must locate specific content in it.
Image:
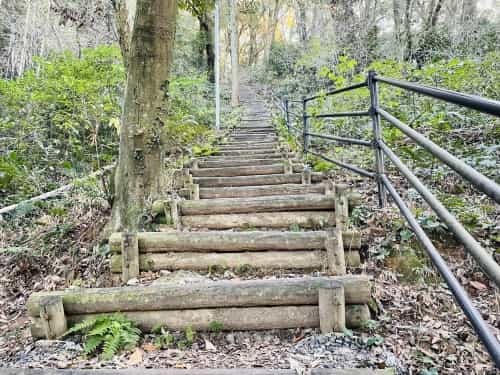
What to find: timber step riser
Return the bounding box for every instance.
[199,183,326,199]
[109,231,361,253]
[201,153,295,161]
[193,173,322,188]
[198,159,296,168]
[110,251,361,273]
[191,165,302,178]
[28,277,371,337]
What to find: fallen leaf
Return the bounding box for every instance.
[470,281,487,291]
[128,348,143,365]
[143,343,157,352]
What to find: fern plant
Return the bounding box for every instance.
[64,314,141,360]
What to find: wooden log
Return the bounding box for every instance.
[180,194,335,216]
[302,167,312,185]
[191,165,285,178]
[180,211,335,229]
[110,250,361,273]
[30,304,370,337]
[27,276,371,316]
[35,296,67,339]
[199,183,325,199]
[198,159,287,169]
[193,173,323,188]
[319,284,345,333]
[109,231,361,253]
[325,230,346,275]
[218,144,277,150]
[110,231,331,253]
[203,152,295,161]
[222,141,278,146]
[215,149,278,157]
[121,233,139,283]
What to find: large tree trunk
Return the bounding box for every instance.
[296,0,307,45]
[111,0,177,231]
[403,0,413,62]
[264,0,280,64]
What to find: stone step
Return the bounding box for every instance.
[193,173,322,188]
[180,194,334,215]
[199,183,326,199]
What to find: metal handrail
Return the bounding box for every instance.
[278,70,500,367]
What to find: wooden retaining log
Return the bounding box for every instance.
[109,250,361,273]
[191,164,285,178]
[199,183,325,199]
[215,149,278,157]
[180,194,335,215]
[30,304,370,337]
[218,144,278,150]
[221,141,278,147]
[193,173,324,188]
[109,231,342,253]
[198,159,289,169]
[203,154,286,161]
[180,211,335,229]
[27,276,371,316]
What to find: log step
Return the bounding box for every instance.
[110,250,361,273]
[199,183,326,199]
[202,153,294,161]
[193,173,323,188]
[31,304,370,337]
[109,231,361,253]
[28,276,371,315]
[198,158,292,169]
[180,194,334,215]
[214,149,279,157]
[180,211,335,229]
[191,164,290,178]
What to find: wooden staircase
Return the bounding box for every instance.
[26,93,384,372]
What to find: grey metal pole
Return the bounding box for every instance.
[302,97,309,154]
[214,0,221,131]
[368,70,386,207]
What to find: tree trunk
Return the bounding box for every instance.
[111,0,177,231]
[296,0,307,45]
[198,12,215,83]
[403,0,413,62]
[112,0,137,66]
[264,0,280,64]
[230,0,239,107]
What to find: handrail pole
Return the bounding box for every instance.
[284,98,291,133]
[368,70,386,207]
[302,96,309,155]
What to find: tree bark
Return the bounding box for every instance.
[230,0,239,106]
[111,0,177,231]
[198,12,215,83]
[111,0,137,66]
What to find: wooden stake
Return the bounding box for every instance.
[302,167,312,185]
[188,184,200,200]
[319,283,345,333]
[325,229,346,275]
[121,232,139,283]
[283,159,293,174]
[38,296,67,339]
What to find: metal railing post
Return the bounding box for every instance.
[302,96,309,154]
[284,98,290,133]
[368,70,387,208]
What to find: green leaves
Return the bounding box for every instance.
[64,314,141,360]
